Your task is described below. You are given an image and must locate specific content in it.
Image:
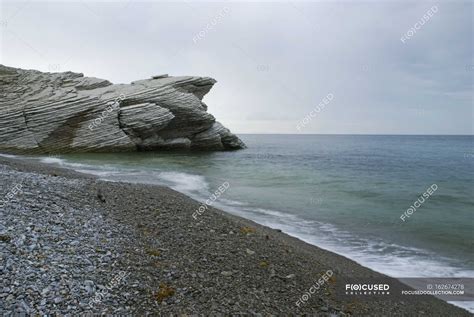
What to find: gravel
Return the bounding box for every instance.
[0,156,471,316]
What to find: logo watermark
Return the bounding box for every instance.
[88,94,125,131]
[193,7,230,44]
[400,5,438,43]
[296,93,334,131]
[88,265,130,308]
[337,277,473,301]
[256,64,270,72]
[192,181,230,220]
[48,63,61,72]
[400,183,438,222]
[253,152,271,162]
[49,153,61,159]
[310,197,323,205]
[346,283,390,295]
[0,178,27,208]
[295,270,333,307]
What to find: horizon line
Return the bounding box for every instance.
[235,133,474,136]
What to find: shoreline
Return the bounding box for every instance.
[0,156,471,316]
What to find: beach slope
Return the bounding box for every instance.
[0,156,470,316]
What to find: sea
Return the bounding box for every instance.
[8,134,474,311]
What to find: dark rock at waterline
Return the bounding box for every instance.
[97,189,106,203]
[0,65,245,154]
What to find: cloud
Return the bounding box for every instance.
[1,0,472,134]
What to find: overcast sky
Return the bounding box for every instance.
[0,0,472,134]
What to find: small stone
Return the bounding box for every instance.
[221,271,233,277]
[84,280,94,287]
[246,248,255,255]
[0,235,11,242]
[41,287,50,295]
[54,297,63,304]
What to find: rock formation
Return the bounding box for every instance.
[0,65,245,154]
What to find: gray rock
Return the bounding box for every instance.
[0,65,246,154]
[245,248,255,255]
[221,271,233,276]
[53,296,63,304]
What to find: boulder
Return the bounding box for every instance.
[0,65,246,154]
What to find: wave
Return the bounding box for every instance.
[37,154,474,278]
[158,171,210,195]
[222,206,474,278]
[35,154,474,312]
[40,158,212,199]
[0,153,19,158]
[40,157,65,165]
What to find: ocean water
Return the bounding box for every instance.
[27,135,474,308]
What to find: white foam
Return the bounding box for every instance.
[33,155,474,312]
[40,157,65,165]
[220,198,247,206]
[0,153,19,158]
[450,301,474,313]
[158,171,210,195]
[212,202,474,279]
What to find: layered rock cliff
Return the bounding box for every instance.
[0,65,245,154]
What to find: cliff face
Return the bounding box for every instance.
[0,65,245,154]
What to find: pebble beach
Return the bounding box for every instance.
[0,156,470,316]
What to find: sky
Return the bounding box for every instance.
[0,0,472,135]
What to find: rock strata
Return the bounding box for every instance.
[0,65,245,154]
